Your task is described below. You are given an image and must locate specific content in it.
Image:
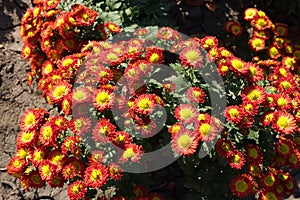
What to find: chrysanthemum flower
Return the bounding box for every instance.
[61,94,72,116]
[21,42,33,60]
[179,47,203,68]
[16,130,37,148]
[111,131,132,148]
[20,108,46,132]
[67,180,86,200]
[259,190,280,200]
[275,138,295,158]
[277,76,296,94]
[242,85,266,104]
[62,162,77,180]
[104,22,121,34]
[215,139,235,157]
[72,87,92,104]
[244,8,258,21]
[282,56,296,70]
[274,94,292,110]
[249,36,265,52]
[206,48,220,63]
[157,27,175,40]
[72,4,98,26]
[134,27,149,36]
[247,164,262,178]
[228,21,243,36]
[200,36,218,50]
[38,160,56,181]
[48,174,64,188]
[132,94,155,115]
[32,148,47,167]
[108,163,123,180]
[61,135,82,156]
[272,111,296,135]
[224,105,243,124]
[217,59,229,76]
[7,156,27,176]
[145,47,164,64]
[92,118,116,143]
[186,87,206,104]
[41,60,54,76]
[274,23,288,37]
[39,122,59,146]
[148,192,164,200]
[251,16,272,30]
[260,171,277,190]
[245,144,263,164]
[245,62,264,82]
[174,104,198,124]
[70,117,91,136]
[120,143,144,163]
[196,122,218,142]
[27,170,45,188]
[133,185,147,197]
[287,149,300,169]
[230,174,257,198]
[267,45,281,60]
[48,149,65,172]
[228,57,248,75]
[84,163,108,188]
[88,150,105,164]
[94,89,114,112]
[168,123,183,136]
[226,150,245,169]
[241,101,259,116]
[260,110,275,126]
[171,129,199,156]
[48,81,72,104]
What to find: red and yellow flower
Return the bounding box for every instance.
[230,174,257,198]
[171,129,199,156]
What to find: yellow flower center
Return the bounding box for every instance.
[25,113,35,126]
[96,92,110,105]
[34,151,43,162]
[73,90,86,101]
[149,53,160,63]
[192,90,202,99]
[106,53,118,61]
[13,159,22,168]
[53,86,67,98]
[62,58,73,67]
[90,169,102,181]
[228,108,239,118]
[233,154,241,164]
[185,50,199,62]
[280,81,291,89]
[138,99,152,110]
[52,154,63,164]
[180,108,193,120]
[279,68,287,76]
[123,148,136,159]
[235,180,248,192]
[249,66,257,76]
[247,90,261,101]
[18,148,29,159]
[75,119,84,130]
[252,38,263,47]
[277,97,287,107]
[231,59,244,70]
[199,123,212,136]
[82,13,90,21]
[115,135,126,144]
[72,184,83,194]
[256,18,267,27]
[277,116,290,129]
[42,126,53,139]
[21,132,34,142]
[177,134,192,149]
[269,47,279,56]
[289,154,297,164]
[42,165,51,177]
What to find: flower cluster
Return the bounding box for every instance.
[8,3,300,199]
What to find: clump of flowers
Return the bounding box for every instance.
[7,3,300,200]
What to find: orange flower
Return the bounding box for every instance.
[104,22,121,34]
[7,156,27,176]
[67,180,86,200]
[94,89,114,112]
[200,36,218,50]
[171,129,199,156]
[84,163,109,188]
[16,130,37,148]
[32,148,47,167]
[38,160,56,181]
[251,15,272,30]
[244,8,258,21]
[72,4,98,26]
[224,105,243,124]
[48,81,72,104]
[61,136,82,156]
[242,85,266,104]
[120,143,144,163]
[39,122,59,146]
[133,94,155,115]
[228,57,248,75]
[272,111,297,135]
[92,118,116,143]
[174,104,198,123]
[249,36,265,52]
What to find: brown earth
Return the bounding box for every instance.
[0,0,300,200]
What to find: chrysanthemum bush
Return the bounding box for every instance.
[7,1,300,199]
